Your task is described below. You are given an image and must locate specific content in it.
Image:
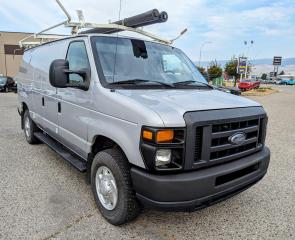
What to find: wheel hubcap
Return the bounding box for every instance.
[24,116,31,138]
[95,166,118,210]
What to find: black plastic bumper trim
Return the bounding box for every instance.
[131,147,270,209]
[136,173,265,210]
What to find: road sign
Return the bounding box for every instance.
[273,56,282,66]
[237,57,247,74]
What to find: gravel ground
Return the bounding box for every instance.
[0,85,294,240]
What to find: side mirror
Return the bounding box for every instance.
[49,59,90,90]
[49,59,69,88]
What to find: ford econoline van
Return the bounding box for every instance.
[16,34,270,225]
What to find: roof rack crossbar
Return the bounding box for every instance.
[19,0,185,48]
[79,9,168,35]
[67,22,172,44]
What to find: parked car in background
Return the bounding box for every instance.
[11,79,18,93]
[275,79,288,85]
[0,76,15,92]
[274,79,282,85]
[261,79,274,84]
[238,79,260,91]
[286,79,295,85]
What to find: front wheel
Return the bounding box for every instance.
[23,110,40,144]
[91,148,141,225]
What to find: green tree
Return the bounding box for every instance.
[224,58,240,86]
[261,73,267,80]
[207,60,222,82]
[225,59,239,78]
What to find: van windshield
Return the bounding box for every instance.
[91,36,209,88]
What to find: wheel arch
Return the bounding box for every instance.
[86,135,129,183]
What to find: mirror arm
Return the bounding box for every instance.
[67,84,88,91]
[63,69,87,78]
[62,69,89,91]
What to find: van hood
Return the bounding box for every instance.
[117,89,261,126]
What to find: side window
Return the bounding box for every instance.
[66,41,90,84]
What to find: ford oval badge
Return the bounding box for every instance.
[228,132,246,145]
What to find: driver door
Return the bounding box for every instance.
[57,39,91,159]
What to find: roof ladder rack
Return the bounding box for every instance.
[19,0,187,48]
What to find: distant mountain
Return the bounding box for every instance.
[250,58,295,66]
[197,58,295,68]
[252,64,295,75]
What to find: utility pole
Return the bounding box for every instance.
[273,56,282,82]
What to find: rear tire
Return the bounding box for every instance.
[91,148,141,225]
[23,110,40,144]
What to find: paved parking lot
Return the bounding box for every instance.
[0,85,294,240]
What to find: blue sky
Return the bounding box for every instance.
[0,0,294,61]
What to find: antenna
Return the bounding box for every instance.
[170,28,188,43]
[19,0,187,48]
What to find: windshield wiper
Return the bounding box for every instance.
[173,80,213,88]
[109,79,147,85]
[109,79,175,88]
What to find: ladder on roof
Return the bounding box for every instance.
[19,0,187,49]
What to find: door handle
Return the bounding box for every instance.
[58,102,61,113]
[42,97,45,106]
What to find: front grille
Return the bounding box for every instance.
[209,118,261,161]
[212,119,259,133]
[194,127,203,161]
[183,107,267,170]
[193,116,266,168]
[210,142,257,160]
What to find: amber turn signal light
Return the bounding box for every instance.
[156,130,174,143]
[142,130,153,140]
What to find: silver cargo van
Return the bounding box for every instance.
[16,34,270,225]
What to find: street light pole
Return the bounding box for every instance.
[199,41,212,67]
[243,40,254,79]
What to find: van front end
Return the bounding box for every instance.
[132,107,270,209]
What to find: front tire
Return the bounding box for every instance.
[23,110,40,144]
[91,148,141,225]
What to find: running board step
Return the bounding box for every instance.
[34,132,87,172]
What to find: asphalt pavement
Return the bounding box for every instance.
[0,85,294,240]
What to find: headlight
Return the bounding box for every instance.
[155,149,171,167]
[140,127,185,171]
